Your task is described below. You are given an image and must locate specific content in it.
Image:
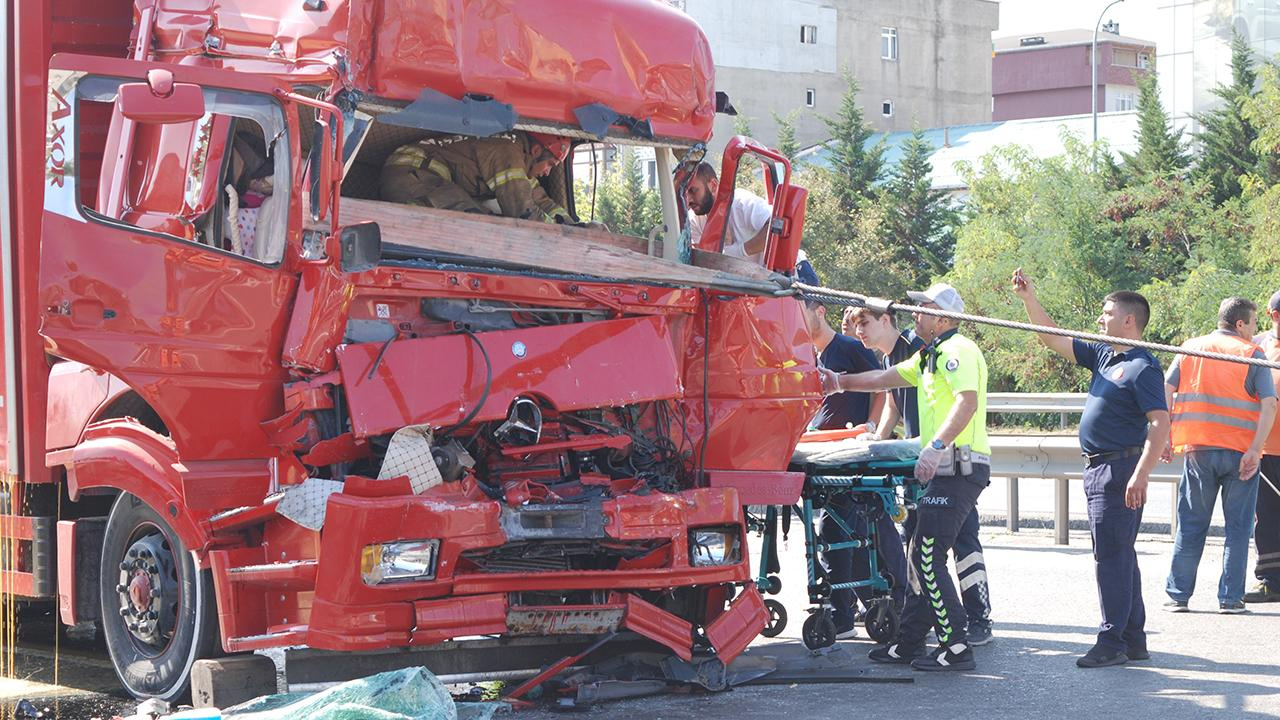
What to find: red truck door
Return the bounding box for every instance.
[39,56,301,458]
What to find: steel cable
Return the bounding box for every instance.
[787,281,1280,371]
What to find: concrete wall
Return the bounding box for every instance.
[682,0,999,152]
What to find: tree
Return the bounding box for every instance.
[773,109,800,163]
[819,72,886,213]
[881,125,958,284]
[1121,72,1190,181]
[1193,32,1261,205]
[576,146,662,238]
[730,114,761,190]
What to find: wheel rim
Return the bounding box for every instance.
[115,525,180,656]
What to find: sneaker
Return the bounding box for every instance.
[834,624,858,640]
[1218,601,1248,614]
[868,643,925,664]
[966,624,993,646]
[1162,599,1189,613]
[1076,645,1129,668]
[1126,644,1150,661]
[911,643,976,672]
[1243,582,1280,603]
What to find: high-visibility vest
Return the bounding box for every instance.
[1171,333,1263,454]
[1258,331,1280,456]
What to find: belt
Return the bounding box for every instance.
[1083,446,1142,468]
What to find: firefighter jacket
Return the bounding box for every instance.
[384,136,569,220]
[1257,330,1280,455]
[1171,332,1264,454]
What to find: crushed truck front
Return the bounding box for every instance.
[22,0,821,700]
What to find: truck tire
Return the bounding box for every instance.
[99,492,219,701]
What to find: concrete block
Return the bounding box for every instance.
[191,654,278,709]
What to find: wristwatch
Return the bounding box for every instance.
[929,439,946,451]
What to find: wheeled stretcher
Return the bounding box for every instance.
[750,436,922,650]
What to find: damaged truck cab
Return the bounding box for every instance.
[7,0,819,700]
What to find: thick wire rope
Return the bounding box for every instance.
[788,281,1280,371]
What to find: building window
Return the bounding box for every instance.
[1137,52,1151,69]
[882,100,893,117]
[801,25,818,44]
[805,88,816,108]
[881,27,898,60]
[1115,94,1137,111]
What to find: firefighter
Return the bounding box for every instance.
[380,131,572,221]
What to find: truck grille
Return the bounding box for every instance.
[459,540,665,574]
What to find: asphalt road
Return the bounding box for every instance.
[3,526,1278,719]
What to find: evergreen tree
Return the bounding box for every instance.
[1194,33,1260,205]
[730,114,761,190]
[589,147,663,237]
[819,72,885,213]
[882,125,957,283]
[773,109,800,163]
[1121,72,1190,180]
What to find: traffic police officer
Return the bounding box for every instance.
[821,282,990,671]
[380,131,571,221]
[1013,269,1170,667]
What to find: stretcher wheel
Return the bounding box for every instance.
[764,575,783,595]
[864,600,899,644]
[761,599,787,637]
[802,611,837,650]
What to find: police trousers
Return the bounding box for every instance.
[902,505,992,630]
[897,466,989,648]
[1085,453,1145,651]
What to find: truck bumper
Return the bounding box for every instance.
[302,486,765,662]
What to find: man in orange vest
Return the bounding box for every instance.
[1245,290,1280,603]
[1164,297,1278,613]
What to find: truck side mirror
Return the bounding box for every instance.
[339,222,381,272]
[117,70,204,124]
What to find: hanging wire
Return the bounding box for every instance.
[788,281,1280,371]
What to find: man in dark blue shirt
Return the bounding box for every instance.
[1014,269,1171,668]
[798,261,885,638]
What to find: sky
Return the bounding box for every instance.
[995,0,1162,41]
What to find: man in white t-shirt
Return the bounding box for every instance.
[684,162,772,264]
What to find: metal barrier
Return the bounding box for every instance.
[985,393,1183,545]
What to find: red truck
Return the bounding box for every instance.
[3,0,818,700]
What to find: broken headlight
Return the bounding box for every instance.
[689,527,742,567]
[361,539,440,585]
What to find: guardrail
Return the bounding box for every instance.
[985,393,1183,545]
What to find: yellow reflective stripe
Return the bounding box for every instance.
[423,159,452,182]
[386,145,429,167]
[488,167,527,191]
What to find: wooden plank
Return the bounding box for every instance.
[327,198,783,294]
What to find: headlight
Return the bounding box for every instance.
[361,539,440,585]
[689,527,742,567]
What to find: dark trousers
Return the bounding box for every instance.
[903,505,992,630]
[1084,454,1145,651]
[1255,454,1280,585]
[819,499,908,629]
[897,466,989,648]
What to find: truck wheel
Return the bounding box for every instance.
[100,493,219,701]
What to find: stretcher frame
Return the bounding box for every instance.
[751,457,921,650]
